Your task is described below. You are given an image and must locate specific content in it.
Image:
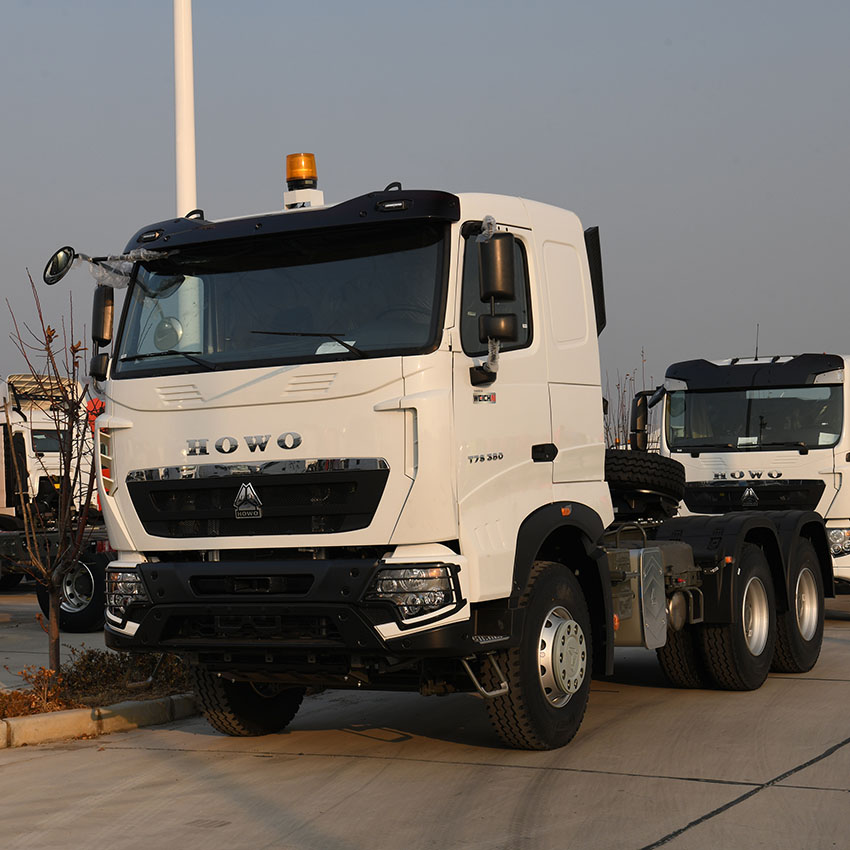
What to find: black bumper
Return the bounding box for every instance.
[103,559,508,663]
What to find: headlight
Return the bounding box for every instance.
[106,569,150,618]
[827,528,850,557]
[366,565,456,620]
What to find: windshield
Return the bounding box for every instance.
[113,221,447,377]
[31,429,66,454]
[666,386,843,451]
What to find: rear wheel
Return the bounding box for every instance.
[701,544,776,690]
[772,538,824,673]
[656,625,707,688]
[484,561,592,750]
[192,666,305,737]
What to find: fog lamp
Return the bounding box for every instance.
[106,569,150,618]
[366,565,455,620]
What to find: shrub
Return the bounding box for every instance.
[0,647,191,719]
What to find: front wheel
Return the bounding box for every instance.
[772,538,824,673]
[192,667,305,737]
[36,555,108,633]
[701,544,776,690]
[484,561,592,750]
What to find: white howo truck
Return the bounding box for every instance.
[44,156,833,749]
[651,354,850,590]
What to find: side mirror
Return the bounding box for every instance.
[90,353,109,382]
[629,391,650,451]
[479,232,516,302]
[479,314,518,343]
[92,285,115,347]
[43,246,77,285]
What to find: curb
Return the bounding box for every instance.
[0,693,197,749]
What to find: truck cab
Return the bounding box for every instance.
[656,354,850,586]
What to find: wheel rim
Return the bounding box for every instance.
[742,576,769,656]
[538,606,587,708]
[60,562,95,614]
[795,567,819,641]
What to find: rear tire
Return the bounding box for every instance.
[656,626,707,688]
[772,538,824,673]
[484,561,592,750]
[192,666,305,737]
[701,544,776,690]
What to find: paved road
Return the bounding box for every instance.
[1,590,849,850]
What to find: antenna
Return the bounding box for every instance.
[754,323,759,360]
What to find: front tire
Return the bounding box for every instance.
[0,572,24,590]
[701,544,776,690]
[192,667,305,737]
[772,538,824,673]
[484,561,592,750]
[36,555,108,633]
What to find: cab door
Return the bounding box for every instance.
[452,223,553,598]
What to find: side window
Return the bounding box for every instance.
[460,229,531,356]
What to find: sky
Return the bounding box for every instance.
[1,0,848,393]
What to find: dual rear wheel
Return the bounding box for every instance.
[657,540,824,691]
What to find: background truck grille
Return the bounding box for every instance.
[683,479,825,513]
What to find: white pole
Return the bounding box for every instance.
[174,0,197,216]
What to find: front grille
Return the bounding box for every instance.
[683,479,825,513]
[163,612,343,643]
[128,467,389,538]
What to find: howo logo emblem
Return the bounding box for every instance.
[185,432,302,456]
[713,470,782,480]
[234,482,263,519]
[741,487,759,508]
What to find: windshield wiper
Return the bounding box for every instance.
[758,440,810,453]
[251,330,366,358]
[119,350,216,370]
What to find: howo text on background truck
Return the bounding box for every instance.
[44,155,834,748]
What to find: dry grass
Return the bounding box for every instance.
[0,646,190,719]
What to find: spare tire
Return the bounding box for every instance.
[605,450,686,501]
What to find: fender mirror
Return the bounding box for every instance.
[43,246,77,285]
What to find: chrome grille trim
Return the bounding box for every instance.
[126,458,388,483]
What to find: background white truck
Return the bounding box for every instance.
[0,374,110,630]
[44,156,833,749]
[650,354,850,590]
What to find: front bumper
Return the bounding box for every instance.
[104,558,512,666]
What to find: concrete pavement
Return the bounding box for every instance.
[0,589,848,849]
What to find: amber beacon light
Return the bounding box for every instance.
[286,153,318,190]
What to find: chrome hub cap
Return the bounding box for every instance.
[60,562,95,614]
[538,606,587,708]
[795,567,818,641]
[742,576,769,656]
